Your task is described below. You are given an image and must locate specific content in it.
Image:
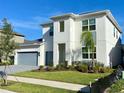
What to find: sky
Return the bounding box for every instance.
[0,0,124,42]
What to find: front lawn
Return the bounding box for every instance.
[0,81,76,93]
[13,71,110,85]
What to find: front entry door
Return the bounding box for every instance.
[58,44,65,64]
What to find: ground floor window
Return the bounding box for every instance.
[82,47,96,59]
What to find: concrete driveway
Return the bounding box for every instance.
[0,65,39,74]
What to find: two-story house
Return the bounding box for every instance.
[13,10,122,67]
[41,10,122,67]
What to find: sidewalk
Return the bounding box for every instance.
[0,89,16,93]
[8,76,89,92]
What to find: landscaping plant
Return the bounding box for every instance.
[0,18,18,85]
[80,31,95,68]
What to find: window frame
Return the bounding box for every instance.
[82,46,96,59]
[49,25,53,36]
[116,30,118,39]
[82,18,96,32]
[113,27,116,37]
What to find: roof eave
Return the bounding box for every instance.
[50,13,77,20]
[40,22,53,27]
[106,12,122,33]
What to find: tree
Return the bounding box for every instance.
[0,18,17,85]
[80,31,95,68]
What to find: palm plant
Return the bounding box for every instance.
[81,31,95,68]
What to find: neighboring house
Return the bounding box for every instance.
[41,10,122,67]
[0,29,25,44]
[0,29,25,62]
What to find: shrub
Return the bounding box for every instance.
[67,65,76,71]
[75,64,88,73]
[93,65,100,73]
[38,65,44,71]
[81,64,88,72]
[44,66,55,71]
[103,67,114,73]
[55,63,67,71]
[99,67,105,73]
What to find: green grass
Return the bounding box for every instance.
[0,81,76,93]
[107,79,124,93]
[13,71,110,85]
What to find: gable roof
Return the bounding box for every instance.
[19,38,42,47]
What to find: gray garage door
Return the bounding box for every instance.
[17,52,38,66]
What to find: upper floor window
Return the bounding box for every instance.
[116,30,118,39]
[49,26,53,36]
[60,21,64,32]
[82,18,96,31]
[113,27,118,39]
[113,27,116,37]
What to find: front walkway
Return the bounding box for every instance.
[0,89,16,93]
[8,76,89,92]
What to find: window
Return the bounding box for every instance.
[116,31,118,39]
[60,21,64,32]
[82,18,96,31]
[83,26,88,31]
[82,47,96,59]
[82,47,88,59]
[113,27,116,37]
[82,20,88,25]
[49,26,53,36]
[49,31,53,36]
[82,20,88,31]
[113,27,118,39]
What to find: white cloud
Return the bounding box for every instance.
[32,16,49,23]
[9,11,65,31]
[10,20,40,30]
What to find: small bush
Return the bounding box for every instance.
[99,67,105,73]
[93,65,100,73]
[38,65,44,70]
[75,64,88,73]
[44,66,55,71]
[81,64,88,72]
[55,63,67,71]
[67,65,76,71]
[103,67,114,73]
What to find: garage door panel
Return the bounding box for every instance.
[18,52,38,66]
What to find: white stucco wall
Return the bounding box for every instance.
[96,16,107,65]
[53,18,77,66]
[42,25,53,65]
[105,16,122,66]
[42,26,53,52]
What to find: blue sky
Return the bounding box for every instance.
[0,0,124,42]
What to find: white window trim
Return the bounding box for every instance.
[82,18,96,32]
[82,46,96,60]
